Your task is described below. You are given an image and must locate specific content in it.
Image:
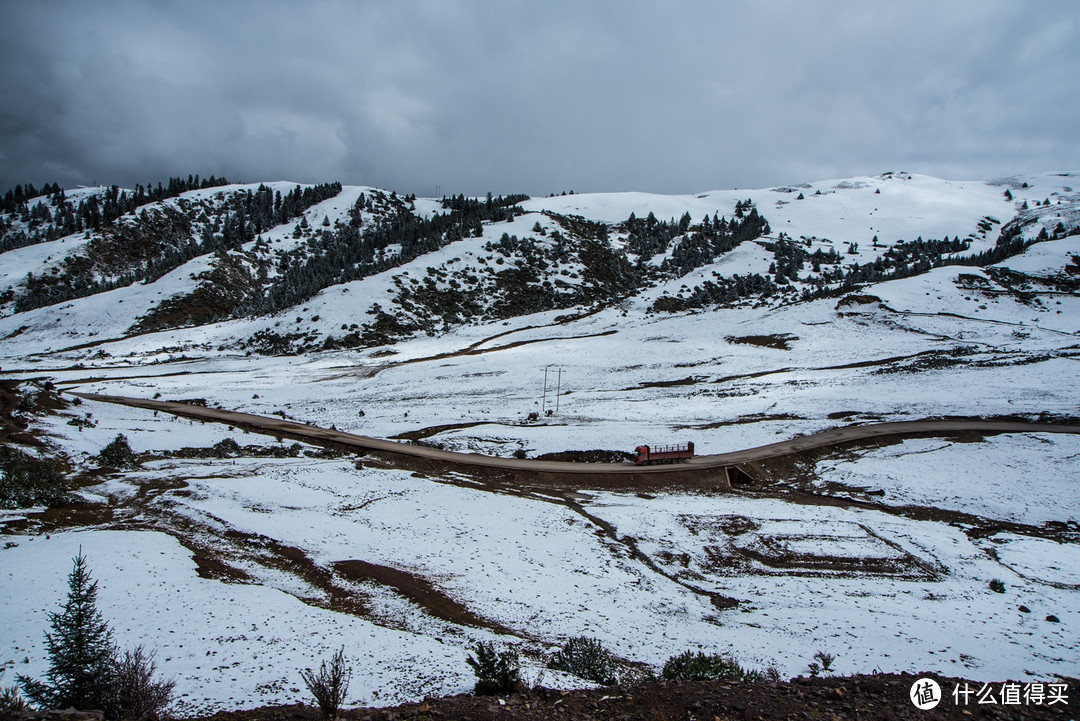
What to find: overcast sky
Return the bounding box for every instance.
[2,1,1077,197]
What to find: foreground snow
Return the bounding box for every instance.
[3,443,1077,714]
[2,530,474,713]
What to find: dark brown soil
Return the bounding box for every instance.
[675,414,805,431]
[180,674,1077,720]
[725,334,798,351]
[332,560,518,635]
[0,379,68,447]
[391,422,490,441]
[634,376,704,389]
[835,294,883,308]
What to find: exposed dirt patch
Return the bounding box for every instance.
[632,375,703,389]
[0,379,68,447]
[178,673,1078,720]
[710,350,945,385]
[333,560,517,635]
[188,544,254,584]
[835,293,883,309]
[675,413,805,431]
[1,499,117,535]
[713,366,796,384]
[726,333,798,350]
[391,421,489,442]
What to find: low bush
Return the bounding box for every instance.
[0,446,69,508]
[662,651,744,681]
[466,642,521,695]
[662,650,782,683]
[212,438,242,458]
[98,434,139,469]
[548,637,617,686]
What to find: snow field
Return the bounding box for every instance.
[589,492,1078,680]
[814,434,1080,525]
[164,458,724,659]
[1,530,476,716]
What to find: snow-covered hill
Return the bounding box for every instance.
[2,171,1077,368]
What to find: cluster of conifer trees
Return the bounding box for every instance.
[0,181,65,215]
[11,181,342,314]
[654,214,1076,313]
[624,201,770,276]
[0,176,233,251]
[248,192,531,317]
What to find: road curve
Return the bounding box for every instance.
[71,392,1080,476]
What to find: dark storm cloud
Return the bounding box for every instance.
[2,0,1077,196]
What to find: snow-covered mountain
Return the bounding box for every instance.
[1,171,1077,367]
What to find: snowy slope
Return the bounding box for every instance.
[5,171,1073,368]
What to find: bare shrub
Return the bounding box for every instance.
[0,671,27,714]
[807,650,837,677]
[300,647,351,720]
[111,645,175,720]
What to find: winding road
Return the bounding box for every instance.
[72,392,1080,477]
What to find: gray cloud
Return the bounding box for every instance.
[2,0,1077,196]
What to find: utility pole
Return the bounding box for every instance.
[435,184,441,199]
[541,366,549,415]
[555,367,562,413]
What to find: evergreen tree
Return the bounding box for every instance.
[19,550,117,711]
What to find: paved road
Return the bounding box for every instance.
[72,392,1080,476]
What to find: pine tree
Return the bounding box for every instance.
[19,550,117,711]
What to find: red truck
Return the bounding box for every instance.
[634,441,694,465]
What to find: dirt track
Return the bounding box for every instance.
[71,391,1080,477]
